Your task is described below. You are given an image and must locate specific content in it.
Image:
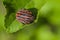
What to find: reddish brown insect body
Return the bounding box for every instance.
[16,9,35,24]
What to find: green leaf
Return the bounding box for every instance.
[6,20,23,33]
[25,0,46,23]
[3,0,46,33]
[14,23,37,40]
[3,0,31,33]
[0,0,6,31]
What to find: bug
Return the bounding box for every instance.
[16,9,35,24]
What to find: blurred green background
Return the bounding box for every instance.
[0,0,60,40]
